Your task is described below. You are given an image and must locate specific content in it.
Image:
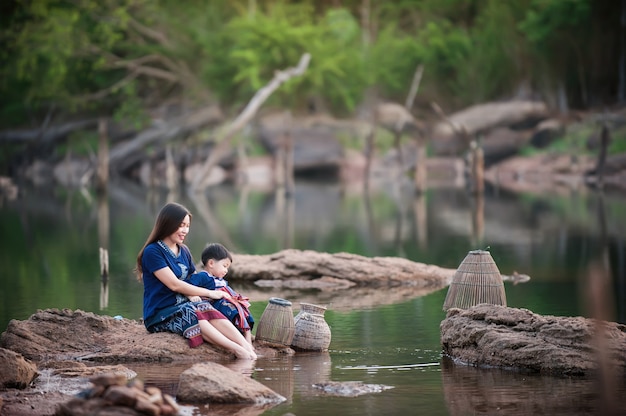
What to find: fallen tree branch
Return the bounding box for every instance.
[190,53,311,191]
[0,119,97,144]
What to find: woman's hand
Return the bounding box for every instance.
[210,290,232,301]
[188,295,202,302]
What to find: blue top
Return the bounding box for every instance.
[186,270,217,290]
[142,241,196,324]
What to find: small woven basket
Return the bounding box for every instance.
[255,297,295,346]
[443,250,507,311]
[291,303,331,351]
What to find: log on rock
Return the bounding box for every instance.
[440,304,626,377]
[432,100,548,140]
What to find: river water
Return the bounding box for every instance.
[1,177,625,415]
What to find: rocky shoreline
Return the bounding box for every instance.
[1,252,624,415]
[2,302,626,415]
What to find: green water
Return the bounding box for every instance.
[1,179,625,415]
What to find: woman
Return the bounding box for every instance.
[135,202,256,360]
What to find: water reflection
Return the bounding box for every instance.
[254,352,333,404]
[440,357,626,415]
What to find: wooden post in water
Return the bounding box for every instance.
[96,118,110,309]
[284,129,295,197]
[274,132,286,187]
[413,136,427,193]
[594,124,611,189]
[96,118,109,194]
[98,185,110,310]
[413,194,427,249]
[470,194,485,247]
[469,139,485,195]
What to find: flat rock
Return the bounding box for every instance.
[312,381,393,397]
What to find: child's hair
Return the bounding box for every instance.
[201,243,232,266]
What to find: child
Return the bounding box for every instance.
[185,243,255,346]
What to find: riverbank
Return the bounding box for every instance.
[3,302,626,416]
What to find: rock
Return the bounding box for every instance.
[230,249,455,288]
[431,100,549,155]
[312,381,393,397]
[480,127,532,165]
[1,308,235,363]
[530,118,565,148]
[176,362,285,405]
[55,373,180,416]
[0,309,291,416]
[375,102,424,135]
[257,112,345,175]
[0,348,37,389]
[440,304,626,377]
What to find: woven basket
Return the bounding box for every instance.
[255,297,295,346]
[443,250,507,311]
[291,303,331,351]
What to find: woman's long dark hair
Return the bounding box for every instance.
[135,202,192,281]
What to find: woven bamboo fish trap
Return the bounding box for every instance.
[442,250,507,311]
[255,297,296,346]
[291,303,331,351]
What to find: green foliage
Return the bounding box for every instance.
[2,1,136,105]
[0,0,607,132]
[369,25,423,101]
[223,3,367,113]
[456,1,527,102]
[414,20,471,101]
[519,0,591,46]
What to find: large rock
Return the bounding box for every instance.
[440,304,626,377]
[257,113,344,174]
[0,348,37,389]
[0,309,281,363]
[431,100,548,155]
[176,362,285,405]
[230,249,455,288]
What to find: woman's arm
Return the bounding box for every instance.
[153,267,229,300]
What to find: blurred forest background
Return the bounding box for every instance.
[0,0,624,178]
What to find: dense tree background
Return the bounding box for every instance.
[0,0,623,128]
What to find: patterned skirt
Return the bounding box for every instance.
[146,300,226,348]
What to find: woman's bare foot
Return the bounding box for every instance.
[234,346,257,360]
